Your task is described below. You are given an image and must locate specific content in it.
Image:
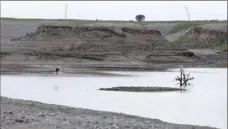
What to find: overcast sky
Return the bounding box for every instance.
[1,1,227,21]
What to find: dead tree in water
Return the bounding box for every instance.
[175,66,194,87]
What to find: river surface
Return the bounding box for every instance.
[1,68,227,129]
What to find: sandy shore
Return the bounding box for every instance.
[1,96,217,129]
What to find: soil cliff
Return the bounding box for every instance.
[8,25,198,64]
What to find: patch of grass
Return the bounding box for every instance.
[168,22,203,34]
[215,62,227,68]
[163,20,227,34]
[215,43,228,51]
[171,35,195,48]
[173,34,228,50]
[175,35,194,42]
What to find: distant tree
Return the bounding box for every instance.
[135,14,145,21]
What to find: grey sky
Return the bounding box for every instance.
[1,1,227,21]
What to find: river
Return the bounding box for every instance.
[1,68,227,129]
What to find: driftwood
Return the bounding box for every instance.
[175,67,194,87]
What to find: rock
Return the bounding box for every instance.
[15,118,24,123]
[112,124,119,128]
[4,111,13,115]
[49,112,55,116]
[37,112,46,117]
[103,116,108,119]
[21,116,26,119]
[21,110,27,114]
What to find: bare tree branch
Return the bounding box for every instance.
[175,67,194,87]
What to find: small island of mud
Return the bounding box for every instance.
[99,86,186,92]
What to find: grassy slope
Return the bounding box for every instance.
[173,34,228,50]
[168,20,227,34]
[215,42,228,51]
[167,21,227,50]
[168,22,202,34]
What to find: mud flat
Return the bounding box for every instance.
[1,96,217,129]
[99,86,186,92]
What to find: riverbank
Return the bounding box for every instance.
[1,19,227,76]
[1,96,217,129]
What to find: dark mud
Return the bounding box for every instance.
[99,86,186,92]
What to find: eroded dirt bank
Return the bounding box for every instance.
[1,20,227,74]
[1,96,217,129]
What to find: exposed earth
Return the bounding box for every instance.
[1,96,217,129]
[99,86,186,92]
[1,18,227,75]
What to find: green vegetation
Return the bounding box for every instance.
[172,35,194,48]
[175,35,194,43]
[173,34,228,50]
[135,14,145,21]
[0,17,45,21]
[216,43,228,51]
[168,22,203,34]
[167,20,227,34]
[216,62,227,68]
